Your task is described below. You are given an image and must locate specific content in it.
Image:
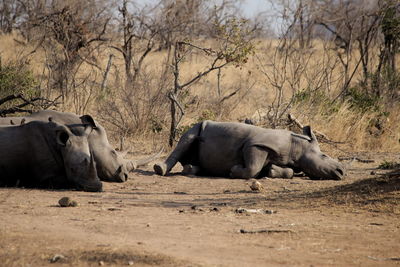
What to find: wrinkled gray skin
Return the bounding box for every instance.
[0,110,130,182]
[0,120,102,191]
[154,121,345,180]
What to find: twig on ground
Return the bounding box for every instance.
[239,229,293,234]
[367,256,400,261]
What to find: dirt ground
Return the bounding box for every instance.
[0,151,399,267]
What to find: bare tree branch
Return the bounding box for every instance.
[0,94,61,116]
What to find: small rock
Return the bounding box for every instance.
[370,170,376,175]
[191,205,204,212]
[249,180,264,191]
[50,254,65,263]
[58,197,71,207]
[210,207,220,212]
[128,261,134,265]
[58,197,78,207]
[146,223,151,227]
[99,260,104,266]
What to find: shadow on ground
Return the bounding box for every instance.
[282,169,400,209]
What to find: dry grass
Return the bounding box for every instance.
[290,102,400,153]
[1,33,399,153]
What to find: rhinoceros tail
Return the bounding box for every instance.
[127,148,164,172]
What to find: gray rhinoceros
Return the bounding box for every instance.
[0,110,157,183]
[154,121,345,180]
[0,119,102,191]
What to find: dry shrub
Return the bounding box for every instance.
[1,33,399,153]
[180,66,258,124]
[93,54,172,150]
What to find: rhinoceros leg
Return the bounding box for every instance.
[230,145,268,178]
[264,164,294,179]
[154,123,202,176]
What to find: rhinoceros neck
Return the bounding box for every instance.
[289,134,308,166]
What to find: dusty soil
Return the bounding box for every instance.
[1,152,399,266]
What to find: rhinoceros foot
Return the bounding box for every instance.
[154,163,167,176]
[268,166,294,179]
[182,164,200,175]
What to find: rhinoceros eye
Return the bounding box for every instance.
[321,154,328,159]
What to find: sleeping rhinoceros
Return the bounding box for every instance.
[0,119,102,191]
[0,110,158,183]
[154,121,345,180]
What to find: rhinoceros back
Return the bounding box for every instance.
[197,121,293,176]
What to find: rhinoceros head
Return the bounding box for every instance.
[297,126,345,180]
[54,119,103,191]
[79,115,129,183]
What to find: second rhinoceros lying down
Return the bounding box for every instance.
[154,120,345,180]
[0,110,159,183]
[0,119,102,191]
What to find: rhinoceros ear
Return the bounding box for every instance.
[303,126,318,145]
[56,129,70,147]
[80,115,97,129]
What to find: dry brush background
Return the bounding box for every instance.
[0,0,399,154]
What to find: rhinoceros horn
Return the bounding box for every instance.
[83,154,103,192]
